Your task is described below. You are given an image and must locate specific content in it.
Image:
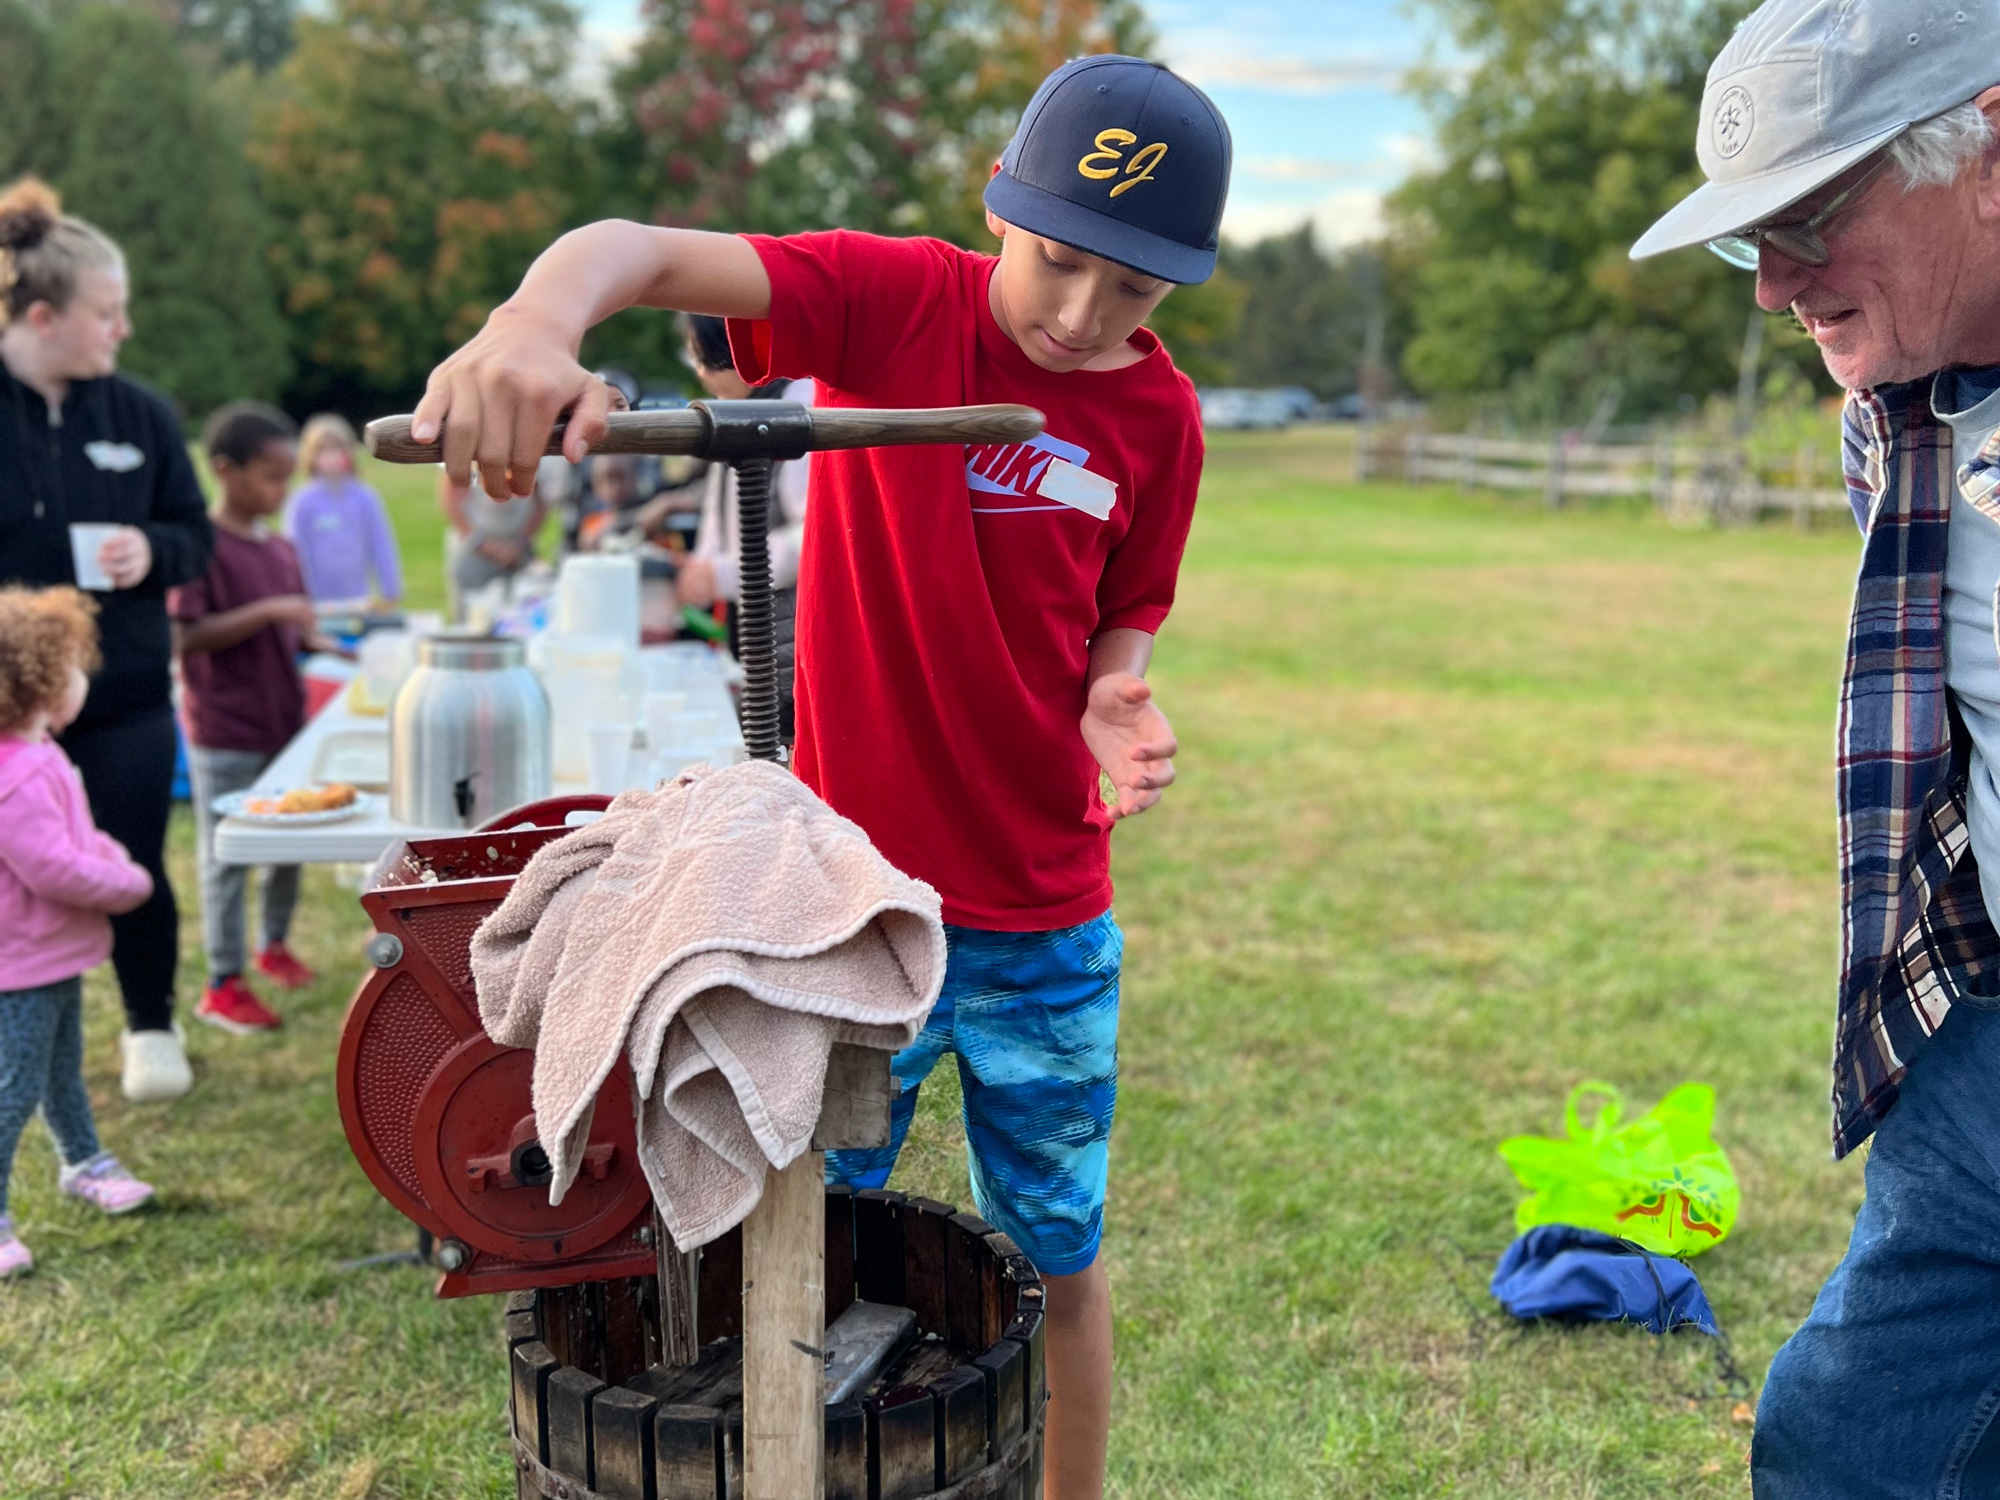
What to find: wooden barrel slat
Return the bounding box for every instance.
[929,1365,988,1487]
[824,1399,867,1500]
[869,1386,937,1500]
[1004,1311,1045,1416]
[513,1340,560,1466]
[903,1199,953,1336]
[854,1189,906,1306]
[655,1403,725,1500]
[826,1185,856,1323]
[590,1385,658,1500]
[695,1226,742,1343]
[548,1366,607,1487]
[945,1214,994,1354]
[971,1340,1024,1463]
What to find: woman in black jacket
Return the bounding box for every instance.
[0,178,212,1102]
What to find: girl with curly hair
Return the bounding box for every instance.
[0,585,158,1277]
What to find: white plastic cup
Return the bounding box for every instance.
[68,523,120,591]
[583,721,633,795]
[643,692,690,750]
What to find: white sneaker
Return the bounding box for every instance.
[120,1027,192,1102]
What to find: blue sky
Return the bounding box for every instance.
[576,0,1438,248]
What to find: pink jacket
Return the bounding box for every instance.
[0,735,152,991]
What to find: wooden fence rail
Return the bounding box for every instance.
[1359,429,1852,525]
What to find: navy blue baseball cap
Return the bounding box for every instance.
[983,55,1232,285]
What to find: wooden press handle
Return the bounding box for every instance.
[363,403,1044,463]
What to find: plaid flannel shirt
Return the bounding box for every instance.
[1833,378,2000,1156]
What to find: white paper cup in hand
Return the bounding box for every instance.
[69,524,120,591]
[583,721,634,795]
[643,692,689,750]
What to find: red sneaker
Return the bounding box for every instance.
[196,975,282,1034]
[254,941,315,990]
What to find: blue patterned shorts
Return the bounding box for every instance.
[825,913,1122,1277]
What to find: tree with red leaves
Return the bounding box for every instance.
[618,0,1152,244]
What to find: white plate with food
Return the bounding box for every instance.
[213,784,371,825]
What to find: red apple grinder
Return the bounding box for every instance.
[340,399,1046,1500]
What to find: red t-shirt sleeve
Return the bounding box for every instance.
[728,231,958,395]
[1095,402,1203,635]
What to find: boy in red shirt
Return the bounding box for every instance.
[414,56,1229,1497]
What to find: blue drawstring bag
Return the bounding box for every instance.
[1490,1223,1718,1335]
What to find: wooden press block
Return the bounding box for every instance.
[1005,1309,1046,1416]
[853,1189,906,1307]
[866,1387,937,1500]
[601,1275,654,1388]
[973,1338,1025,1461]
[696,1225,743,1342]
[929,1364,989,1487]
[655,1404,724,1500]
[812,1043,893,1150]
[901,1198,953,1336]
[505,1288,539,1325]
[547,1365,607,1486]
[511,1340,559,1465]
[945,1212,995,1353]
[544,1281,608,1379]
[591,1385,659,1500]
[825,1184,856,1323]
[823,1399,868,1500]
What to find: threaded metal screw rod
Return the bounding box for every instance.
[732,457,781,764]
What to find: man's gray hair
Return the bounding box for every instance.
[1889,101,1997,188]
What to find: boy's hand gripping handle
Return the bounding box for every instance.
[362,403,1046,463]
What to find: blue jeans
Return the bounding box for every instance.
[1754,1000,2000,1497]
[825,915,1122,1277]
[0,978,102,1218]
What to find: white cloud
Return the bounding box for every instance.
[1222,188,1384,249]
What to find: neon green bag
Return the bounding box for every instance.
[1498,1081,1739,1257]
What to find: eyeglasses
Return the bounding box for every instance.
[1706,154,1892,271]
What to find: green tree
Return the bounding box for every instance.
[177,0,301,74]
[1387,0,1822,422]
[252,0,593,411]
[4,3,290,415]
[1215,229,1394,399]
[0,0,53,184]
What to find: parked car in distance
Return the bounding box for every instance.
[1201,388,1305,430]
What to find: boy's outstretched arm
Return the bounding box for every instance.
[1081,628,1177,820]
[411,224,773,498]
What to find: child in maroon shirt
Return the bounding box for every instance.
[410,57,1229,1498]
[171,403,338,1035]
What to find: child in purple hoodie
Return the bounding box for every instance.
[0,586,157,1277]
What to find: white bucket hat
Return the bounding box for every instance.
[1631,0,2000,260]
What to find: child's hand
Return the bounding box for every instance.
[411,305,614,500]
[262,595,319,631]
[1080,673,1177,820]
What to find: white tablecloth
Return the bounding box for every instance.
[212,655,740,867]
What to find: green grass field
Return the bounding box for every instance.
[0,430,1867,1497]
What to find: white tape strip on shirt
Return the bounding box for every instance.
[1035,458,1118,520]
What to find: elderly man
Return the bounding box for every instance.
[1634,1,2000,1492]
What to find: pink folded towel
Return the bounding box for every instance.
[470,759,945,1248]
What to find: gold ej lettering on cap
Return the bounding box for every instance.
[1077,129,1168,198]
